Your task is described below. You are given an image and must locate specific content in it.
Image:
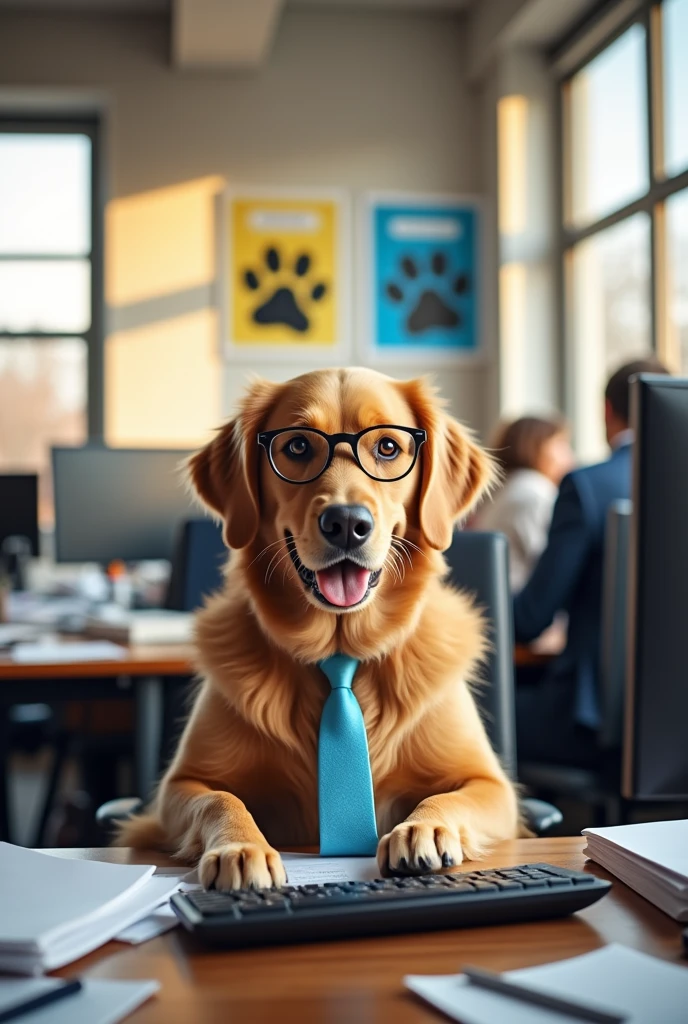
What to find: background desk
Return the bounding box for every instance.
[0,643,194,843]
[46,837,687,1023]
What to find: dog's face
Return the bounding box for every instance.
[189,368,493,615]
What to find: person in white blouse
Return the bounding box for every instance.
[473,415,574,592]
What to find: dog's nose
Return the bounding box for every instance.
[319,504,374,550]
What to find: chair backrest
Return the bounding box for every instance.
[443,530,517,777]
[166,518,227,612]
[599,499,631,750]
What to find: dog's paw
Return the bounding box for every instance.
[199,843,287,891]
[377,821,464,876]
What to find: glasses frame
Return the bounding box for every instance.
[257,424,428,484]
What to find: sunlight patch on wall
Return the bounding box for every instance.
[106,175,224,306]
[105,308,221,448]
[497,95,528,238]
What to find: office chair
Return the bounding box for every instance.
[518,502,631,825]
[99,530,561,836]
[443,530,561,835]
[166,518,226,612]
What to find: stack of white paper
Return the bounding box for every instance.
[0,844,180,974]
[583,818,688,921]
[406,944,688,1024]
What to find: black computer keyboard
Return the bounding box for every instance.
[171,863,610,949]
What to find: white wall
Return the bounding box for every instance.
[0,8,494,440]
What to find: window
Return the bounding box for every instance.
[560,1,688,459]
[666,189,688,370]
[0,118,103,523]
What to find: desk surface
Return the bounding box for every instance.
[46,837,687,1023]
[1,643,541,679]
[0,642,194,680]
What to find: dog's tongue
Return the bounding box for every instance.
[316,562,371,608]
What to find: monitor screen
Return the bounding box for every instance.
[0,474,39,557]
[624,375,688,800]
[52,446,203,563]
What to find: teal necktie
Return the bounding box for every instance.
[318,654,379,856]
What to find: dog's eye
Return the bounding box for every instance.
[376,437,400,460]
[283,436,311,460]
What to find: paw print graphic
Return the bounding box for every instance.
[243,247,327,334]
[385,253,469,335]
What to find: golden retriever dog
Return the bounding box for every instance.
[121,368,519,889]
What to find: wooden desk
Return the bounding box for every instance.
[46,838,687,1023]
[0,643,194,681]
[0,643,194,843]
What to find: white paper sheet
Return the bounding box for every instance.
[279,853,380,886]
[0,843,154,947]
[0,978,160,1024]
[405,944,688,1024]
[114,904,179,945]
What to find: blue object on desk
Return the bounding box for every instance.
[0,980,82,1023]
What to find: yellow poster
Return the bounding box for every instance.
[225,193,347,355]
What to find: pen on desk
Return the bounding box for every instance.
[0,980,82,1023]
[462,966,627,1024]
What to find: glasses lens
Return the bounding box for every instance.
[356,428,418,481]
[269,429,330,482]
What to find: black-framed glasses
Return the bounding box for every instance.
[257,425,427,484]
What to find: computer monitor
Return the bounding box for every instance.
[623,375,688,800]
[52,446,203,564]
[0,474,39,557]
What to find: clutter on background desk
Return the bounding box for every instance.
[583,819,688,921]
[84,608,194,645]
[9,641,126,664]
[405,944,688,1024]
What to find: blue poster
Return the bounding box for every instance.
[372,200,478,353]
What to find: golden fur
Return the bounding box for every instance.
[120,368,519,890]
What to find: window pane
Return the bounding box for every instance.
[0,133,91,256]
[569,214,652,460]
[666,189,688,372]
[663,0,688,177]
[0,338,87,524]
[568,25,648,228]
[0,261,90,333]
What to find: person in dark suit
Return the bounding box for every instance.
[513,358,669,768]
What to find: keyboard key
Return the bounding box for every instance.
[546,877,573,887]
[291,893,363,910]
[237,901,288,915]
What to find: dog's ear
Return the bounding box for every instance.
[403,377,496,551]
[188,378,281,550]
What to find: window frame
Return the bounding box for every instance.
[0,114,105,437]
[554,0,688,384]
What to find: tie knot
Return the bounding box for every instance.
[319,653,359,690]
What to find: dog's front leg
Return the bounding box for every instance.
[376,776,518,876]
[161,778,287,891]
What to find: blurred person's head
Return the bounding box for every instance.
[604,357,671,445]
[492,415,574,486]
